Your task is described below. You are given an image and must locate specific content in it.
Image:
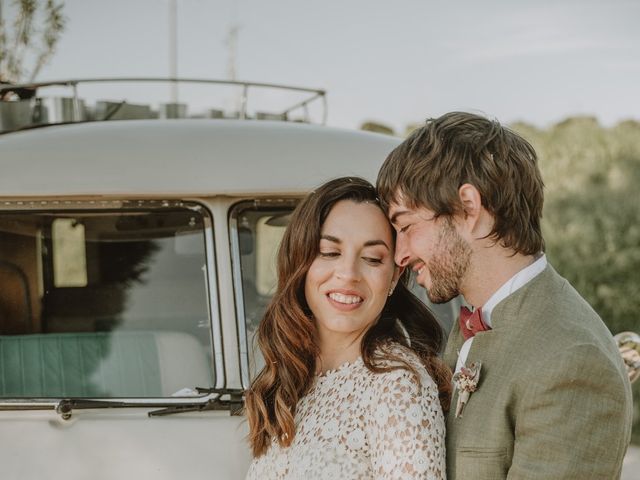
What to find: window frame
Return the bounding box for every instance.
[228,198,299,389]
[0,198,225,407]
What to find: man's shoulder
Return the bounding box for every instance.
[499,264,608,337]
[490,263,624,373]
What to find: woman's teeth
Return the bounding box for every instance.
[417,267,425,275]
[328,293,363,304]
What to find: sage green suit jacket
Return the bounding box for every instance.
[443,265,633,479]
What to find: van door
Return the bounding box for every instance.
[0,200,250,479]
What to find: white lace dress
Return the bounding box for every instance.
[245,345,446,479]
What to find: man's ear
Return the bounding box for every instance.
[458,183,483,231]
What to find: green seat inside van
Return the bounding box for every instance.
[0,331,213,398]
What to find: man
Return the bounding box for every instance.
[376,111,632,479]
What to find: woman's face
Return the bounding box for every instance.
[304,200,398,341]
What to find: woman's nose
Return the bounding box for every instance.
[335,256,361,282]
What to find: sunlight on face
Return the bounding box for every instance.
[389,195,471,304]
[305,200,397,341]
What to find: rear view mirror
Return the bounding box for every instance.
[238,226,254,256]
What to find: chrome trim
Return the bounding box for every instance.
[229,204,250,388]
[0,393,223,411]
[0,199,190,210]
[0,77,325,95]
[197,205,226,388]
[228,199,298,389]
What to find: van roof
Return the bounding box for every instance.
[0,120,400,198]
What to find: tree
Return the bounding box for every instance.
[512,118,640,443]
[0,0,66,84]
[360,121,395,136]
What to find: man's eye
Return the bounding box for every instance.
[399,224,411,233]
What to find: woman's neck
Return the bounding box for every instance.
[317,329,364,373]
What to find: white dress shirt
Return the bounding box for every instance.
[454,254,548,374]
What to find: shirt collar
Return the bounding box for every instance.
[481,253,547,327]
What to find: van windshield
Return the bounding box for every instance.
[0,202,215,398]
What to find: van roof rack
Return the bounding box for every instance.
[0,77,327,133]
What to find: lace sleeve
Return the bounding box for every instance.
[366,368,446,480]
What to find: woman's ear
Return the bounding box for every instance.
[391,265,404,289]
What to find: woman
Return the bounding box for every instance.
[245,177,451,479]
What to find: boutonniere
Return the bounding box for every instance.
[452,361,482,418]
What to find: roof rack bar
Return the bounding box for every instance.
[240,84,248,120]
[0,77,325,96]
[0,77,328,128]
[72,83,82,120]
[280,91,320,114]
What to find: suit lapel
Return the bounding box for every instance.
[444,319,465,371]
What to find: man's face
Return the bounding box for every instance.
[388,194,472,303]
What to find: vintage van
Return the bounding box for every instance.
[0,78,461,479]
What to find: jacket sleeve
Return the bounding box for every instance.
[507,343,632,479]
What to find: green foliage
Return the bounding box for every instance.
[512,118,640,443]
[0,0,66,83]
[404,122,422,137]
[360,121,395,136]
[510,118,640,334]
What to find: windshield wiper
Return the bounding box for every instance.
[56,398,133,420]
[148,387,244,417]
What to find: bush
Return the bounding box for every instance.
[513,118,640,443]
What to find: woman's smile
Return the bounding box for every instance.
[326,289,365,311]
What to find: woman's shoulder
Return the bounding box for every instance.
[367,342,438,393]
[361,343,444,426]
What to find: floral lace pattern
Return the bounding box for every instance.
[246,345,446,479]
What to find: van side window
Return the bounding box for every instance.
[0,202,216,398]
[230,202,295,383]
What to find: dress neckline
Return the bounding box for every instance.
[316,356,363,380]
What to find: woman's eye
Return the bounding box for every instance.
[399,224,411,234]
[363,257,383,265]
[319,251,339,258]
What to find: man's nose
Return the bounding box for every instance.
[395,235,411,267]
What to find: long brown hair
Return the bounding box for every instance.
[244,177,451,457]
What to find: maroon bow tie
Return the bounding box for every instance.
[459,306,491,340]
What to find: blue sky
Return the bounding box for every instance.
[31,0,640,131]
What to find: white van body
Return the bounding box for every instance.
[1,118,458,480]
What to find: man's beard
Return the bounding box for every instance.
[426,219,471,304]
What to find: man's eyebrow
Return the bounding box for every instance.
[389,210,410,225]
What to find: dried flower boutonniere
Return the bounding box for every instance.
[452,361,482,418]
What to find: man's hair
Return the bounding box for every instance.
[377,111,545,255]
